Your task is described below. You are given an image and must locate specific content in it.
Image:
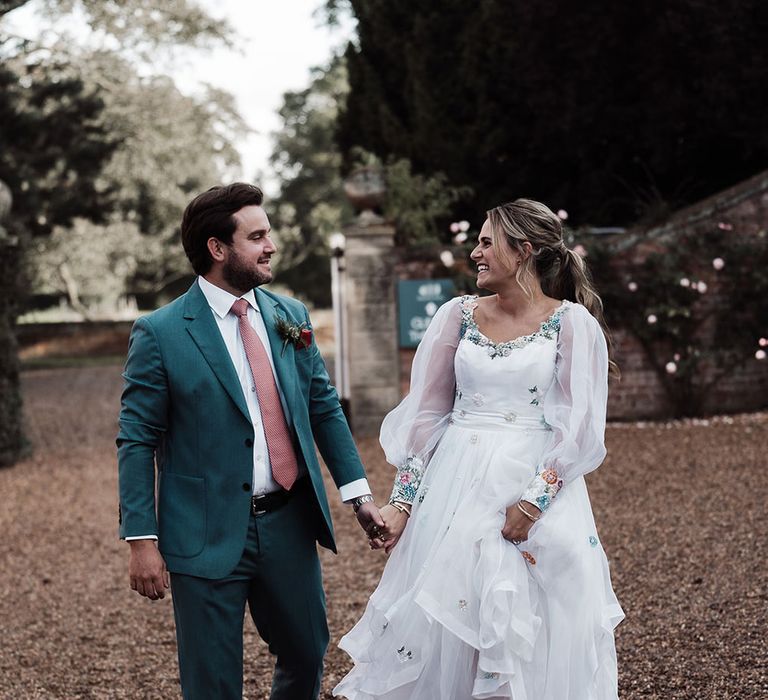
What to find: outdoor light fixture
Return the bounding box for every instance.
[330,232,346,256]
[329,232,351,422]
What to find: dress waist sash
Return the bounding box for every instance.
[449,407,552,432]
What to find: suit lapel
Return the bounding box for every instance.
[256,288,300,423]
[184,281,251,423]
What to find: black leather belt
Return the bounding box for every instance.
[250,477,307,516]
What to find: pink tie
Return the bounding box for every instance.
[231,299,298,490]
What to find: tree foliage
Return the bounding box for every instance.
[380,155,469,247]
[31,218,144,315]
[72,50,245,301]
[38,0,230,54]
[269,56,352,306]
[0,0,237,466]
[268,55,469,304]
[0,46,118,239]
[338,0,768,227]
[1,2,243,311]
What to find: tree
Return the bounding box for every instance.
[37,0,229,54]
[338,0,768,228]
[0,33,118,466]
[25,51,247,312]
[32,218,144,315]
[0,182,26,467]
[1,0,243,311]
[0,0,236,466]
[269,56,353,307]
[0,46,120,239]
[268,55,469,305]
[65,49,245,306]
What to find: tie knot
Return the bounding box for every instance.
[231,299,250,318]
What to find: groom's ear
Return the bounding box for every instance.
[207,237,226,263]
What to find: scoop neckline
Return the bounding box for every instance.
[465,296,568,348]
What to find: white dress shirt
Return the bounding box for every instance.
[199,275,288,496]
[199,277,369,501]
[126,278,369,541]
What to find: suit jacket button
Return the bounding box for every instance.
[245,438,254,448]
[242,483,251,492]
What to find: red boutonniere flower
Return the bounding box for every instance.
[275,317,312,356]
[299,328,313,349]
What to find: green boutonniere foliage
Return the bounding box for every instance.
[274,317,312,356]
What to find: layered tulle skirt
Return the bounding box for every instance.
[334,414,624,699]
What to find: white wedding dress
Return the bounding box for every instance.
[334,296,624,700]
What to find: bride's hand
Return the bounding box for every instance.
[501,500,541,544]
[378,504,410,554]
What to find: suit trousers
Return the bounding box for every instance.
[170,481,329,700]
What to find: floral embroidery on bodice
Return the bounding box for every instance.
[459,295,567,359]
[453,296,570,428]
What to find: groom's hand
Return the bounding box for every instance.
[355,501,385,547]
[128,540,170,601]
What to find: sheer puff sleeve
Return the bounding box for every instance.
[520,303,609,513]
[380,296,463,504]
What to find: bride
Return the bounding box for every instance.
[334,199,624,699]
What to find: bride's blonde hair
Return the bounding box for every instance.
[486,198,619,378]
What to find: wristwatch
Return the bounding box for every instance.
[352,494,375,513]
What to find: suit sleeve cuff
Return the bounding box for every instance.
[340,478,372,503]
[124,535,159,541]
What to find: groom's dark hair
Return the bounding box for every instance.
[181,182,264,275]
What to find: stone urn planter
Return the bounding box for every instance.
[343,166,386,212]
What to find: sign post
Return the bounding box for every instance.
[397,279,456,348]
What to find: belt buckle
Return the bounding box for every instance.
[251,493,268,517]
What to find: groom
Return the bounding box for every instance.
[117,183,382,699]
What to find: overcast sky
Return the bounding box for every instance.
[6,0,355,194]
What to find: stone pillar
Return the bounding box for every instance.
[342,168,400,436]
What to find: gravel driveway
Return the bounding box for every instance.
[0,365,765,698]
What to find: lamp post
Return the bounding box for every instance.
[329,232,351,423]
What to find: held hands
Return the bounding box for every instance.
[501,500,542,545]
[355,501,386,543]
[371,503,410,554]
[128,540,170,600]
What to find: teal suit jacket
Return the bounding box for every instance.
[117,281,366,579]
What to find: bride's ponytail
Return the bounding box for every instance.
[554,246,620,379]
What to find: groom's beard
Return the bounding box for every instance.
[222,248,273,291]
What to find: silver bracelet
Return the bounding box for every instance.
[352,494,374,513]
